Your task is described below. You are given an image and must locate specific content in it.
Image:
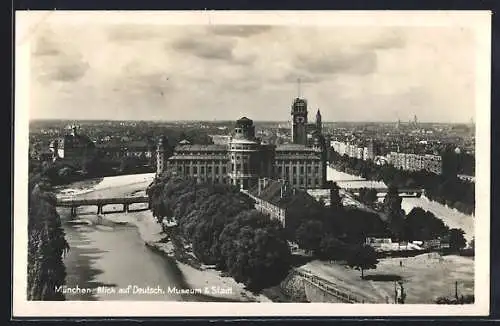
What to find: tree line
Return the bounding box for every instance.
[147,173,468,283]
[28,153,154,188]
[147,175,291,291]
[286,183,467,277]
[327,149,475,215]
[27,167,69,300]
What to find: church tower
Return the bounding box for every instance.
[291,78,308,145]
[315,109,322,134]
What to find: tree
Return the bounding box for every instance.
[295,220,325,254]
[448,228,467,251]
[317,234,349,261]
[358,187,378,205]
[346,244,378,279]
[118,156,144,173]
[383,185,405,240]
[219,210,291,291]
[27,180,69,300]
[81,155,100,176]
[403,207,449,241]
[365,188,378,204]
[328,181,343,210]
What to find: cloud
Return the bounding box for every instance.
[170,35,256,66]
[171,37,235,61]
[32,36,60,56]
[106,24,166,42]
[25,18,475,123]
[294,51,377,76]
[31,25,62,57]
[360,30,406,51]
[209,25,272,37]
[52,62,89,82]
[35,60,89,83]
[279,72,326,84]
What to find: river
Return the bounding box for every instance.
[326,166,475,242]
[57,174,241,302]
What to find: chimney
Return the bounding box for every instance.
[258,178,262,195]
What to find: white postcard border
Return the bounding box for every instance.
[13,10,491,317]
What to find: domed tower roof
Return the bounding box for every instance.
[236,116,253,126]
[233,117,256,140]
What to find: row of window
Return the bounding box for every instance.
[232,163,249,173]
[174,169,323,188]
[275,153,318,158]
[170,159,229,165]
[288,177,321,186]
[175,152,226,156]
[169,162,321,175]
[168,158,322,167]
[231,155,249,161]
[178,166,228,175]
[278,165,320,175]
[229,144,257,150]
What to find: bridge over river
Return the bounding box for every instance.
[56,196,150,216]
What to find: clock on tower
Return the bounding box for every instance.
[295,116,305,124]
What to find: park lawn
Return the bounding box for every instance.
[300,253,474,304]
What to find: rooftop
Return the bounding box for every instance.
[175,144,228,152]
[247,179,285,207]
[229,138,260,145]
[168,154,229,160]
[96,140,153,149]
[276,144,316,151]
[247,178,317,209]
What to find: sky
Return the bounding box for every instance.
[21,12,477,123]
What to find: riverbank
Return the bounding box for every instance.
[57,173,271,302]
[93,210,271,302]
[327,166,475,242]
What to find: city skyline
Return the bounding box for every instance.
[22,12,476,124]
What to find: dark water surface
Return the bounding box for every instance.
[61,209,240,302]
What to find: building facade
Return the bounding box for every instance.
[388,152,442,175]
[156,97,327,190]
[331,139,376,162]
[49,125,97,166]
[241,178,288,227]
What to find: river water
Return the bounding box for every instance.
[61,209,183,301]
[57,175,240,302]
